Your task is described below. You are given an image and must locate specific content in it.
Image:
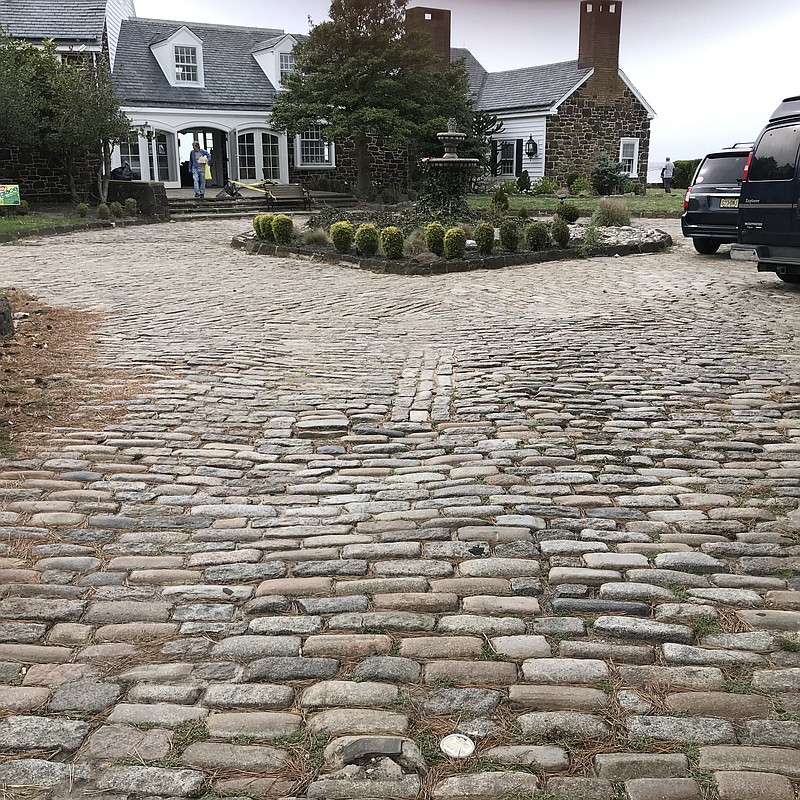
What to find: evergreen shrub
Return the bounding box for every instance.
[525,221,549,251]
[443,226,466,259]
[272,214,294,245]
[499,219,519,252]
[474,221,495,256]
[380,226,404,259]
[330,221,354,253]
[354,223,379,257]
[555,202,580,223]
[551,218,571,247]
[424,222,446,256]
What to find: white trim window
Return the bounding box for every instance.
[619,137,640,176]
[238,132,257,180]
[279,52,295,86]
[175,46,198,83]
[296,125,335,168]
[498,141,516,177]
[119,134,142,179]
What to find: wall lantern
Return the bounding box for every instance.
[525,136,538,159]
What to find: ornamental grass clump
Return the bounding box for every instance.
[499,219,519,252]
[272,214,294,245]
[525,221,549,251]
[551,218,571,248]
[380,226,404,259]
[424,222,445,257]
[555,201,580,224]
[354,223,379,257]
[330,221,355,254]
[591,197,631,227]
[443,226,466,260]
[473,221,495,256]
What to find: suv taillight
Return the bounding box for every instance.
[742,151,753,181]
[684,188,691,210]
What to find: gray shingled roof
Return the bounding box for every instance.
[0,0,106,42]
[451,47,487,99]
[475,59,593,113]
[113,17,285,110]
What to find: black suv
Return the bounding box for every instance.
[681,144,752,254]
[731,96,800,283]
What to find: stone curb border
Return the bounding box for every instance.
[231,232,674,276]
[0,216,167,245]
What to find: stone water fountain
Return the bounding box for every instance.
[419,118,479,215]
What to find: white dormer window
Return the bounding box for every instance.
[151,26,204,88]
[279,52,295,85]
[175,46,198,82]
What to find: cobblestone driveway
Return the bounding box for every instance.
[0,219,799,800]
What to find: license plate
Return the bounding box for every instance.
[720,197,739,208]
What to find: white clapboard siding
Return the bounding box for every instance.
[491,114,548,179]
[105,0,136,68]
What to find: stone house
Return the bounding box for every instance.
[429,0,655,188]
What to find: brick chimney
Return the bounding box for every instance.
[406,6,451,72]
[577,1,622,95]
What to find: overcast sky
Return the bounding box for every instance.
[133,0,800,167]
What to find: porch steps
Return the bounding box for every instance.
[168,190,358,221]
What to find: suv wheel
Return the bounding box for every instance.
[693,238,721,255]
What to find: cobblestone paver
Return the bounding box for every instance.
[0,219,799,799]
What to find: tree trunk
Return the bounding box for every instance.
[354,136,371,197]
[63,158,80,205]
[97,140,112,204]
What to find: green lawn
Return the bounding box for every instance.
[467,188,684,216]
[0,215,93,236]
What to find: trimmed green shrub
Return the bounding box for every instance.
[76,203,88,218]
[424,222,446,256]
[532,176,556,196]
[443,226,467,260]
[551,219,571,247]
[354,223,379,257]
[124,197,138,217]
[569,175,592,196]
[517,170,531,193]
[490,188,509,215]
[330,220,355,254]
[518,208,529,221]
[474,221,495,256]
[272,214,294,245]
[555,201,580,224]
[525,221,549,251]
[590,155,627,195]
[97,203,110,220]
[380,226,404,259]
[591,197,631,227]
[253,214,275,241]
[499,219,519,252]
[109,201,123,218]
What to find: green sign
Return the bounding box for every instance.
[0,185,20,206]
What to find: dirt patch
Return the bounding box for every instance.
[0,289,141,458]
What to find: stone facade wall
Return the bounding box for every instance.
[0,146,97,202]
[546,78,651,189]
[288,135,411,194]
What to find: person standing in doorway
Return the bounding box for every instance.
[661,157,675,194]
[189,140,211,198]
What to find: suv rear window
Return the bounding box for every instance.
[694,154,748,185]
[749,124,800,181]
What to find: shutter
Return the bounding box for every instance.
[515,139,523,177]
[490,140,498,176]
